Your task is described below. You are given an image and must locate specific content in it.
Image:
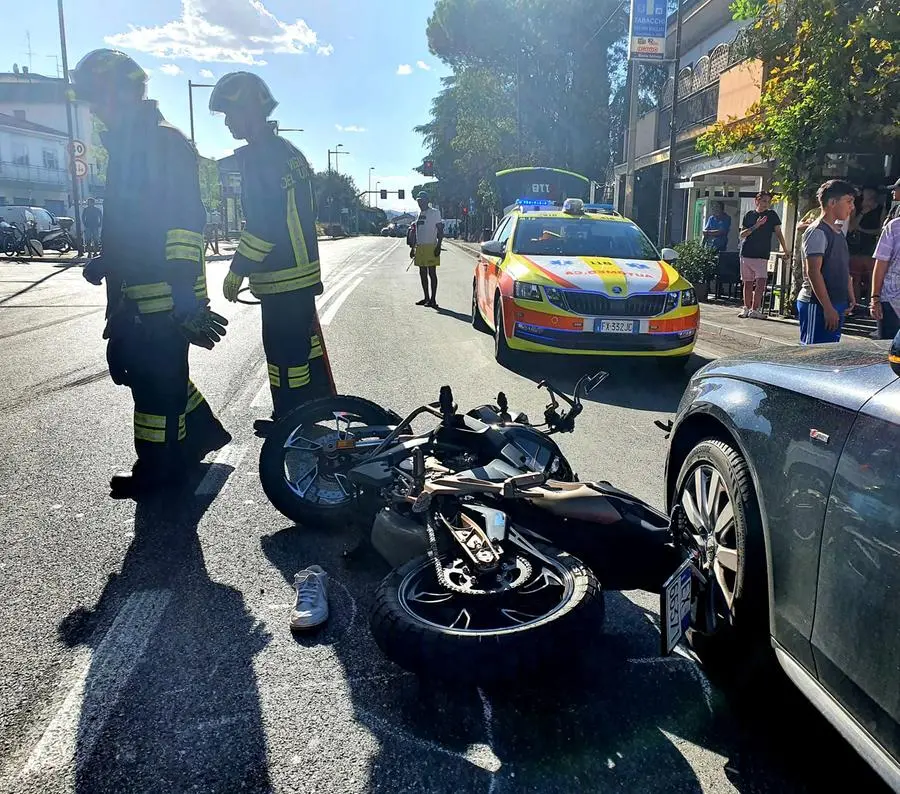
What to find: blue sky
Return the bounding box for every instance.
[6,0,450,212]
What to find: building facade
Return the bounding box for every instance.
[0,68,104,212]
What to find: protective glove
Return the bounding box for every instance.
[179,306,229,350]
[82,255,107,286]
[409,246,416,259]
[433,244,442,257]
[223,270,245,302]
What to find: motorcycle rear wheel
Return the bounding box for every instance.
[258,395,400,527]
[370,542,604,685]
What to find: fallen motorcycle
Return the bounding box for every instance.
[259,375,682,684]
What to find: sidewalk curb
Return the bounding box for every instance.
[448,240,479,258]
[698,317,795,349]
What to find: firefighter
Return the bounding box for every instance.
[72,49,231,497]
[208,72,332,428]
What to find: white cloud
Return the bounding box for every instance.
[335,124,366,133]
[160,63,183,76]
[199,68,214,78]
[317,44,334,56]
[416,60,430,71]
[105,0,328,66]
[396,64,412,75]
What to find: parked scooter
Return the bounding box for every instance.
[39,217,75,253]
[0,220,43,258]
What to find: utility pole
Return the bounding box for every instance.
[368,167,375,207]
[328,144,347,174]
[659,0,684,246]
[188,80,215,147]
[622,59,641,218]
[57,0,82,253]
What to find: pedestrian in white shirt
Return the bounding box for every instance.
[410,191,444,309]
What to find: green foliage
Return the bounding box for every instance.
[673,238,719,285]
[418,0,627,215]
[90,115,108,185]
[698,0,900,198]
[314,170,362,223]
[198,157,221,211]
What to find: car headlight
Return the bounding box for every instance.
[664,291,679,313]
[680,288,697,307]
[514,282,543,301]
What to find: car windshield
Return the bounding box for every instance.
[512,217,660,259]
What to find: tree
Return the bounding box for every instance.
[198,157,221,212]
[90,115,108,186]
[698,0,900,199]
[313,170,362,225]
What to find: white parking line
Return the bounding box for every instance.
[250,380,271,410]
[19,589,173,779]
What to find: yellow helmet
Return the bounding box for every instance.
[72,49,147,103]
[209,72,278,117]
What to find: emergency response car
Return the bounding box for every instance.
[471,198,699,369]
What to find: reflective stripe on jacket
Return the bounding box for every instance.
[230,132,323,298]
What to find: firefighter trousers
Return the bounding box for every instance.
[260,289,332,419]
[120,312,227,477]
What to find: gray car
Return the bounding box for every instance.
[665,340,900,790]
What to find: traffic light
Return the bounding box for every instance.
[398,189,405,200]
[380,189,387,200]
[462,207,468,215]
[422,160,434,177]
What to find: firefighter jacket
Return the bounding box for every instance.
[100,100,207,316]
[230,132,323,298]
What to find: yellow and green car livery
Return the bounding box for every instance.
[472,200,699,365]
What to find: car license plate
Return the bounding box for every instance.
[660,557,693,655]
[595,319,637,334]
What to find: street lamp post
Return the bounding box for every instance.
[187,80,215,147]
[328,143,347,173]
[375,181,381,208]
[56,0,83,253]
[368,167,375,207]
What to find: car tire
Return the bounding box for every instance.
[493,294,515,366]
[471,280,490,333]
[673,439,767,667]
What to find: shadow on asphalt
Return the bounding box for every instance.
[498,351,712,413]
[58,469,273,793]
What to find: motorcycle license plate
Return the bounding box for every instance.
[660,558,693,655]
[594,319,637,334]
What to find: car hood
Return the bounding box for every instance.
[507,254,685,295]
[693,340,897,411]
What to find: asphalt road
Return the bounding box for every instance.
[0,238,890,794]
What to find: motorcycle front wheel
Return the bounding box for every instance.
[370,541,604,685]
[258,395,401,526]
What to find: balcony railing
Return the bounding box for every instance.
[0,161,68,186]
[656,81,720,149]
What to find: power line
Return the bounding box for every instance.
[583,0,628,50]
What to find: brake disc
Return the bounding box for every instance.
[439,556,533,596]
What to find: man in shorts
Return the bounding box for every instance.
[738,191,789,318]
[797,180,856,344]
[410,191,443,309]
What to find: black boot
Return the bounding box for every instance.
[109,461,180,499]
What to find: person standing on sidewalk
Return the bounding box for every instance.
[738,191,789,319]
[871,214,900,339]
[82,198,102,258]
[797,180,856,345]
[411,191,444,309]
[884,177,900,223]
[209,72,332,428]
[846,186,886,314]
[702,201,731,252]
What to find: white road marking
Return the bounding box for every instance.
[478,687,500,794]
[320,277,364,327]
[194,443,249,496]
[250,380,271,410]
[19,589,173,779]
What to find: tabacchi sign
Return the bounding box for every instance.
[629,0,668,61]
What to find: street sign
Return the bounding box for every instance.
[629,0,668,60]
[74,159,88,178]
[69,140,87,158]
[468,198,475,212]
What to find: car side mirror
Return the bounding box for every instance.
[891,330,900,377]
[661,247,679,263]
[480,240,505,257]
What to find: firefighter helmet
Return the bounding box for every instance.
[71,49,148,103]
[209,72,278,117]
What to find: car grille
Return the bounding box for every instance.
[560,291,669,317]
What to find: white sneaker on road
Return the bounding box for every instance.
[748,309,766,319]
[290,565,329,630]
[738,307,750,318]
